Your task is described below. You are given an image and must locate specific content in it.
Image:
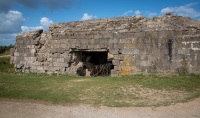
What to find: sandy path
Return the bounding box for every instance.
[0,98,200,118]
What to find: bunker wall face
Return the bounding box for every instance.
[11,15,200,76]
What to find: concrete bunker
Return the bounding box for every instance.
[11,14,200,75]
[70,49,113,76]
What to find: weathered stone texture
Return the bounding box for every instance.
[11,14,200,75]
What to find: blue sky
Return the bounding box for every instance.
[0,0,200,46]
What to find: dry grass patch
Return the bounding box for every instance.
[118,85,192,106]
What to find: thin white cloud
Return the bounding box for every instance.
[123,10,133,16]
[21,17,54,32]
[0,10,24,34]
[123,10,156,17]
[135,10,142,16]
[40,17,54,29]
[122,2,200,19]
[147,12,157,18]
[161,2,200,18]
[81,13,97,20]
[21,26,43,33]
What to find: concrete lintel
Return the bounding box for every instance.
[70,48,108,52]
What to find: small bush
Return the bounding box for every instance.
[0,45,13,55]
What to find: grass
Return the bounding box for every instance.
[0,57,200,107]
[0,72,200,107]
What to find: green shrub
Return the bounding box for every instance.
[0,45,13,55]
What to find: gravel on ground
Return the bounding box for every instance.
[0,98,200,118]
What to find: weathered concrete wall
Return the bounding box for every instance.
[11,14,200,76]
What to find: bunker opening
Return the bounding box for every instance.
[70,49,114,77]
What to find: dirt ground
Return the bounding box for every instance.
[0,98,200,118]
